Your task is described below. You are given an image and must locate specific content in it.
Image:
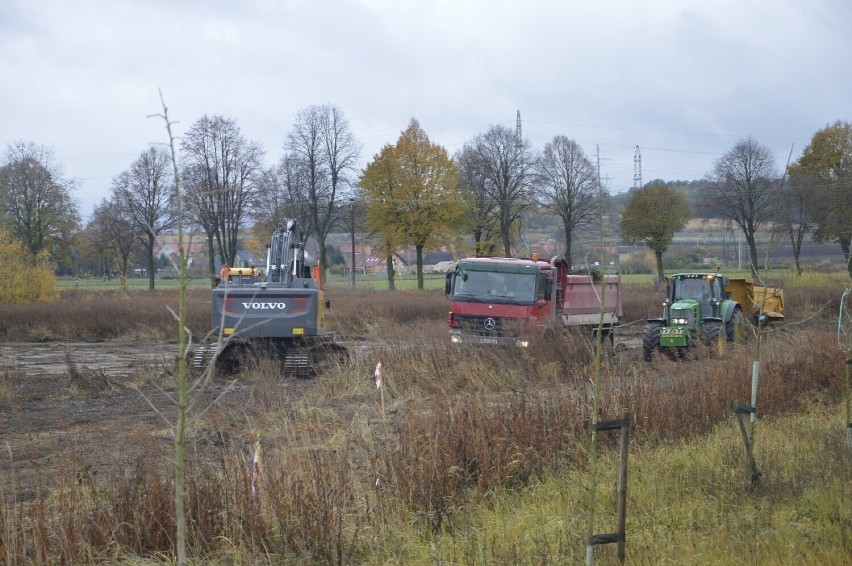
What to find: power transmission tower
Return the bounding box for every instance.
[515,110,524,254]
[515,110,522,157]
[633,145,642,190]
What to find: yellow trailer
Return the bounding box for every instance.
[725,278,785,323]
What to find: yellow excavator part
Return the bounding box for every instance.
[226,267,261,277]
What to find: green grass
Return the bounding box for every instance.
[324,273,446,290]
[395,402,850,565]
[620,269,851,287]
[57,268,849,293]
[56,273,449,291]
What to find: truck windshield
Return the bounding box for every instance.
[454,271,537,302]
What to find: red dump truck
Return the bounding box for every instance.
[445,255,623,347]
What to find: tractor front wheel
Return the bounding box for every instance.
[642,322,665,361]
[701,321,726,357]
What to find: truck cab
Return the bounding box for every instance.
[445,257,553,347]
[445,255,622,347]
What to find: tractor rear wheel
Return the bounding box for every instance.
[726,309,744,343]
[642,322,665,361]
[701,321,726,356]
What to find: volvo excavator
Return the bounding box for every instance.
[192,219,347,377]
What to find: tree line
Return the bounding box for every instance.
[621,124,852,278]
[1,111,850,294]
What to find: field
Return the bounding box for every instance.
[0,278,850,564]
[55,273,450,292]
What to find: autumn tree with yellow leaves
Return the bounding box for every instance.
[621,184,690,279]
[789,120,852,276]
[360,119,466,289]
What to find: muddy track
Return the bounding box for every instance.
[0,342,252,499]
[0,329,646,500]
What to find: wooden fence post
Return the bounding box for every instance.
[588,410,630,565]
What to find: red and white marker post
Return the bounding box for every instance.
[375,361,388,432]
[251,437,262,498]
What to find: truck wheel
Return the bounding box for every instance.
[726,309,744,343]
[701,321,726,356]
[642,322,664,362]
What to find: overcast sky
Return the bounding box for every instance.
[2,0,850,221]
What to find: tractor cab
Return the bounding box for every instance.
[669,273,727,322]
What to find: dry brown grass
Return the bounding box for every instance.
[0,285,847,563]
[0,289,211,342]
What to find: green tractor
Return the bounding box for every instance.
[643,273,745,361]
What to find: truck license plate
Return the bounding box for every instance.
[480,337,499,344]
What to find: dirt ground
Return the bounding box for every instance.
[0,341,257,500]
[0,328,646,500]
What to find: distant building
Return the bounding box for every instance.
[153,240,204,268]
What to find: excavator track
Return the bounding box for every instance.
[191,339,347,378]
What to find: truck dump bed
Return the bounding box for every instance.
[559,274,623,326]
[725,278,785,321]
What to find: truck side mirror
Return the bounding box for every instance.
[444,270,453,296]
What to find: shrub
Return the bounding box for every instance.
[620,253,653,274]
[0,229,58,303]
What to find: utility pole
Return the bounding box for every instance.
[350,198,356,288]
[586,143,604,566]
[738,234,742,271]
[515,110,524,257]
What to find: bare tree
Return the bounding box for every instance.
[251,161,305,246]
[111,147,176,290]
[778,173,814,276]
[0,141,80,265]
[455,143,499,256]
[87,197,140,282]
[78,210,115,279]
[181,161,217,284]
[464,125,535,256]
[180,115,264,277]
[286,104,360,274]
[704,137,778,276]
[151,92,192,566]
[535,136,600,267]
[150,90,238,566]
